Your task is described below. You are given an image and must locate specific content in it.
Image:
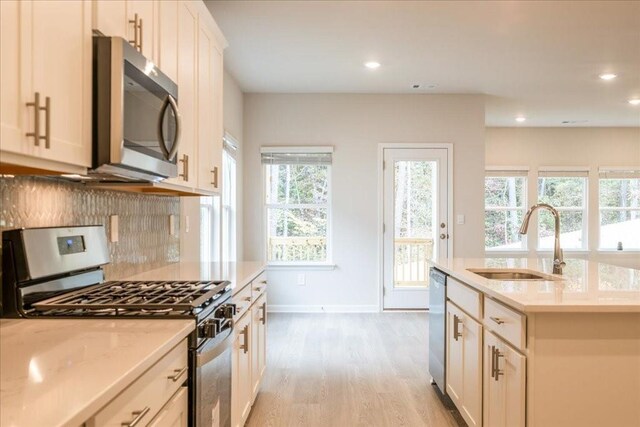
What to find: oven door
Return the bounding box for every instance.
[194,327,233,427]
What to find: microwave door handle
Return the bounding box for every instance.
[157,95,182,161]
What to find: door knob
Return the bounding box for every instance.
[440,233,449,240]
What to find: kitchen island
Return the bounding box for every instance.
[428,257,640,427]
[0,318,194,427]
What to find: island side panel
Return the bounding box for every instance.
[527,312,640,427]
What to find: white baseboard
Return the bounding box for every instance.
[267,304,379,313]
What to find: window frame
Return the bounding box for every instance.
[262,147,333,266]
[536,172,589,251]
[597,170,640,251]
[221,133,238,263]
[484,172,529,252]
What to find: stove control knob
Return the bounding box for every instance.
[198,319,217,338]
[221,303,236,319]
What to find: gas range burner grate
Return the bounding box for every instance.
[31,280,231,315]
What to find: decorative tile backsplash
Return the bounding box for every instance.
[0,176,179,280]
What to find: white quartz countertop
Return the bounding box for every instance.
[0,318,194,427]
[428,258,640,313]
[124,261,266,295]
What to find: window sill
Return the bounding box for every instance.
[267,263,337,271]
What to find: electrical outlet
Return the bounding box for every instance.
[184,215,190,233]
[457,214,465,225]
[109,215,119,242]
[297,274,306,286]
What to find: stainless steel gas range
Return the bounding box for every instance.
[1,225,233,427]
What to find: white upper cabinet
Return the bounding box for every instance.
[1,0,92,170]
[93,0,157,61]
[197,14,224,192]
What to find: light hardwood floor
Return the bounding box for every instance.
[246,312,465,427]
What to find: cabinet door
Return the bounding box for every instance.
[483,331,525,427]
[148,387,188,427]
[28,0,92,167]
[165,0,197,187]
[250,293,267,402]
[93,0,128,40]
[446,302,482,427]
[196,19,223,192]
[157,0,178,82]
[232,313,252,427]
[0,0,32,157]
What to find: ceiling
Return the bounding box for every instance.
[206,1,640,127]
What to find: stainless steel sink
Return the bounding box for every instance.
[467,268,562,281]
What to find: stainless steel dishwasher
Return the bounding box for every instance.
[429,267,448,395]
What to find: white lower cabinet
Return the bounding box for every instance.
[232,310,253,427]
[148,387,189,427]
[446,301,482,427]
[483,330,525,427]
[232,274,268,427]
[86,339,188,427]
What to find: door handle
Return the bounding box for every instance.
[158,95,181,161]
[41,96,50,149]
[128,13,139,50]
[167,366,187,382]
[121,406,150,427]
[492,345,504,381]
[239,324,249,354]
[211,166,218,187]
[260,302,266,325]
[439,233,449,240]
[26,92,41,146]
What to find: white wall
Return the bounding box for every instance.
[243,94,486,311]
[224,70,244,261]
[486,127,640,268]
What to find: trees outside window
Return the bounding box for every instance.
[263,150,332,264]
[485,175,527,250]
[537,175,587,250]
[599,177,640,250]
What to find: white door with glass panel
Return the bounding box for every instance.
[383,148,449,310]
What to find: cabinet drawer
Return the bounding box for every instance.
[251,271,267,303]
[233,284,253,322]
[484,298,526,351]
[448,277,482,320]
[89,339,188,427]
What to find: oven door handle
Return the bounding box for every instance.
[157,94,182,161]
[196,328,233,368]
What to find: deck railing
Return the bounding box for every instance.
[268,236,327,262]
[394,237,434,286]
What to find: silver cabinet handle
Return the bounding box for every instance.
[492,345,504,381]
[167,366,187,382]
[158,95,181,161]
[42,96,50,149]
[244,296,251,302]
[211,166,218,187]
[490,316,505,325]
[260,280,267,284]
[138,17,143,52]
[239,324,249,354]
[25,92,41,145]
[128,13,139,50]
[121,406,150,427]
[179,154,189,181]
[452,314,463,341]
[260,302,266,325]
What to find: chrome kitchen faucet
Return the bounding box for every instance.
[518,203,566,274]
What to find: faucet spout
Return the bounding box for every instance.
[518,203,566,274]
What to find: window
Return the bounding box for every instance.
[200,196,220,262]
[222,134,238,262]
[484,171,528,250]
[262,147,332,264]
[598,169,640,250]
[537,170,588,250]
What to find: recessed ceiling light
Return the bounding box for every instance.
[364,61,381,69]
[599,73,617,81]
[629,99,640,106]
[515,117,526,123]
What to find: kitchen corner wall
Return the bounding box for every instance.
[243,94,486,311]
[0,176,180,282]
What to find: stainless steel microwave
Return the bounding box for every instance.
[91,35,181,182]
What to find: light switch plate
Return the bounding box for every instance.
[109,215,119,242]
[456,214,465,225]
[297,274,306,286]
